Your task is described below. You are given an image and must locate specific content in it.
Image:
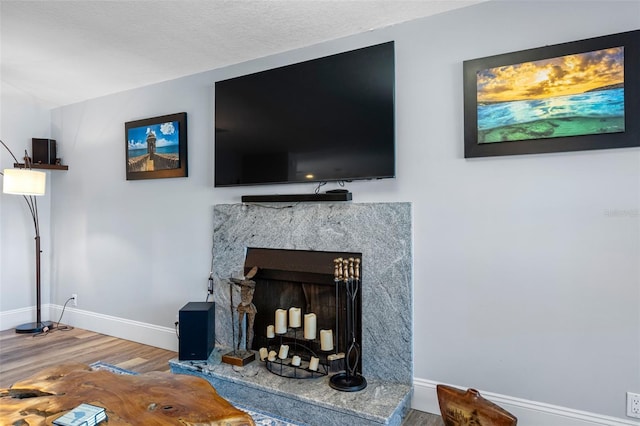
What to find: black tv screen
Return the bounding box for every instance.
[214,41,395,187]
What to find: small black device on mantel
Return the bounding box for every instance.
[32,138,57,165]
[241,192,352,203]
[178,302,215,360]
[214,41,396,187]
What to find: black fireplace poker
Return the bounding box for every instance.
[329,257,367,392]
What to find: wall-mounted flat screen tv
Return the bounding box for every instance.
[214,41,395,187]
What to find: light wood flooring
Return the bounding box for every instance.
[0,325,443,425]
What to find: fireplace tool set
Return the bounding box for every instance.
[329,257,367,391]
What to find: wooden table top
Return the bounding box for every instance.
[0,363,255,425]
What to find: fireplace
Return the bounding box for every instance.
[238,247,363,374]
[211,201,412,383]
[171,202,413,425]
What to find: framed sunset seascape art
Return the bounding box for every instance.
[125,112,188,180]
[463,30,639,158]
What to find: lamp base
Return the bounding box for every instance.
[15,321,53,334]
[329,372,367,392]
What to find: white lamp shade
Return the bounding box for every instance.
[3,168,46,196]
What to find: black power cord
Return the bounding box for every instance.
[33,297,75,338]
[55,297,75,331]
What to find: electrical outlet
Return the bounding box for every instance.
[628,392,640,418]
[71,293,77,307]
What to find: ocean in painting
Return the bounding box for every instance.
[128,145,179,158]
[477,87,624,143]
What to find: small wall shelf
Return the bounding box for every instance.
[14,163,68,171]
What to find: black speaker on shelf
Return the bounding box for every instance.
[178,302,215,361]
[32,138,56,165]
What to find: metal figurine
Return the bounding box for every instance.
[234,276,257,351]
[222,266,258,366]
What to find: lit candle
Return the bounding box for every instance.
[275,309,287,334]
[304,313,316,340]
[320,329,334,351]
[291,355,301,366]
[289,307,301,328]
[268,350,277,362]
[278,344,290,359]
[309,356,319,371]
[259,347,269,361]
[266,325,275,338]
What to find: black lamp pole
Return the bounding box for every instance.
[0,139,53,334]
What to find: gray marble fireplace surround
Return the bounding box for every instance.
[170,202,413,425]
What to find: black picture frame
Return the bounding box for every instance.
[464,30,640,158]
[125,112,188,180]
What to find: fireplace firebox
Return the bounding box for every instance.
[236,247,363,376]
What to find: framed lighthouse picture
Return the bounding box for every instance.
[125,112,188,180]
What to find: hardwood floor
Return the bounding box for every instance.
[0,326,175,387]
[0,325,443,425]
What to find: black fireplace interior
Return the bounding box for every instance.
[242,247,363,370]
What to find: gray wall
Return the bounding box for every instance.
[2,0,638,420]
[0,82,52,315]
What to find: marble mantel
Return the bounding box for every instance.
[211,201,413,383]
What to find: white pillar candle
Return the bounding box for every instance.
[291,355,301,367]
[275,309,288,334]
[278,344,290,359]
[259,347,269,361]
[304,313,316,340]
[268,350,277,362]
[266,325,275,338]
[289,307,301,328]
[309,356,320,371]
[320,329,334,351]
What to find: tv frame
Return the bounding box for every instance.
[214,41,396,187]
[463,30,640,158]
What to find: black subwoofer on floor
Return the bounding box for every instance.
[178,302,215,360]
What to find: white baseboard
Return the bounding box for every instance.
[0,304,178,352]
[412,378,638,426]
[0,306,38,331]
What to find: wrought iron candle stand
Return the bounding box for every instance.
[329,257,367,392]
[264,325,328,379]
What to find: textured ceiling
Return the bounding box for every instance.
[1,0,482,107]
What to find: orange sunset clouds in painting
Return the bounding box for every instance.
[477,47,624,103]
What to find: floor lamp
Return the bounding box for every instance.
[1,139,53,334]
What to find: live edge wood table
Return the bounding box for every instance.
[0,363,255,425]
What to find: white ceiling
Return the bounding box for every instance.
[0,0,483,108]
